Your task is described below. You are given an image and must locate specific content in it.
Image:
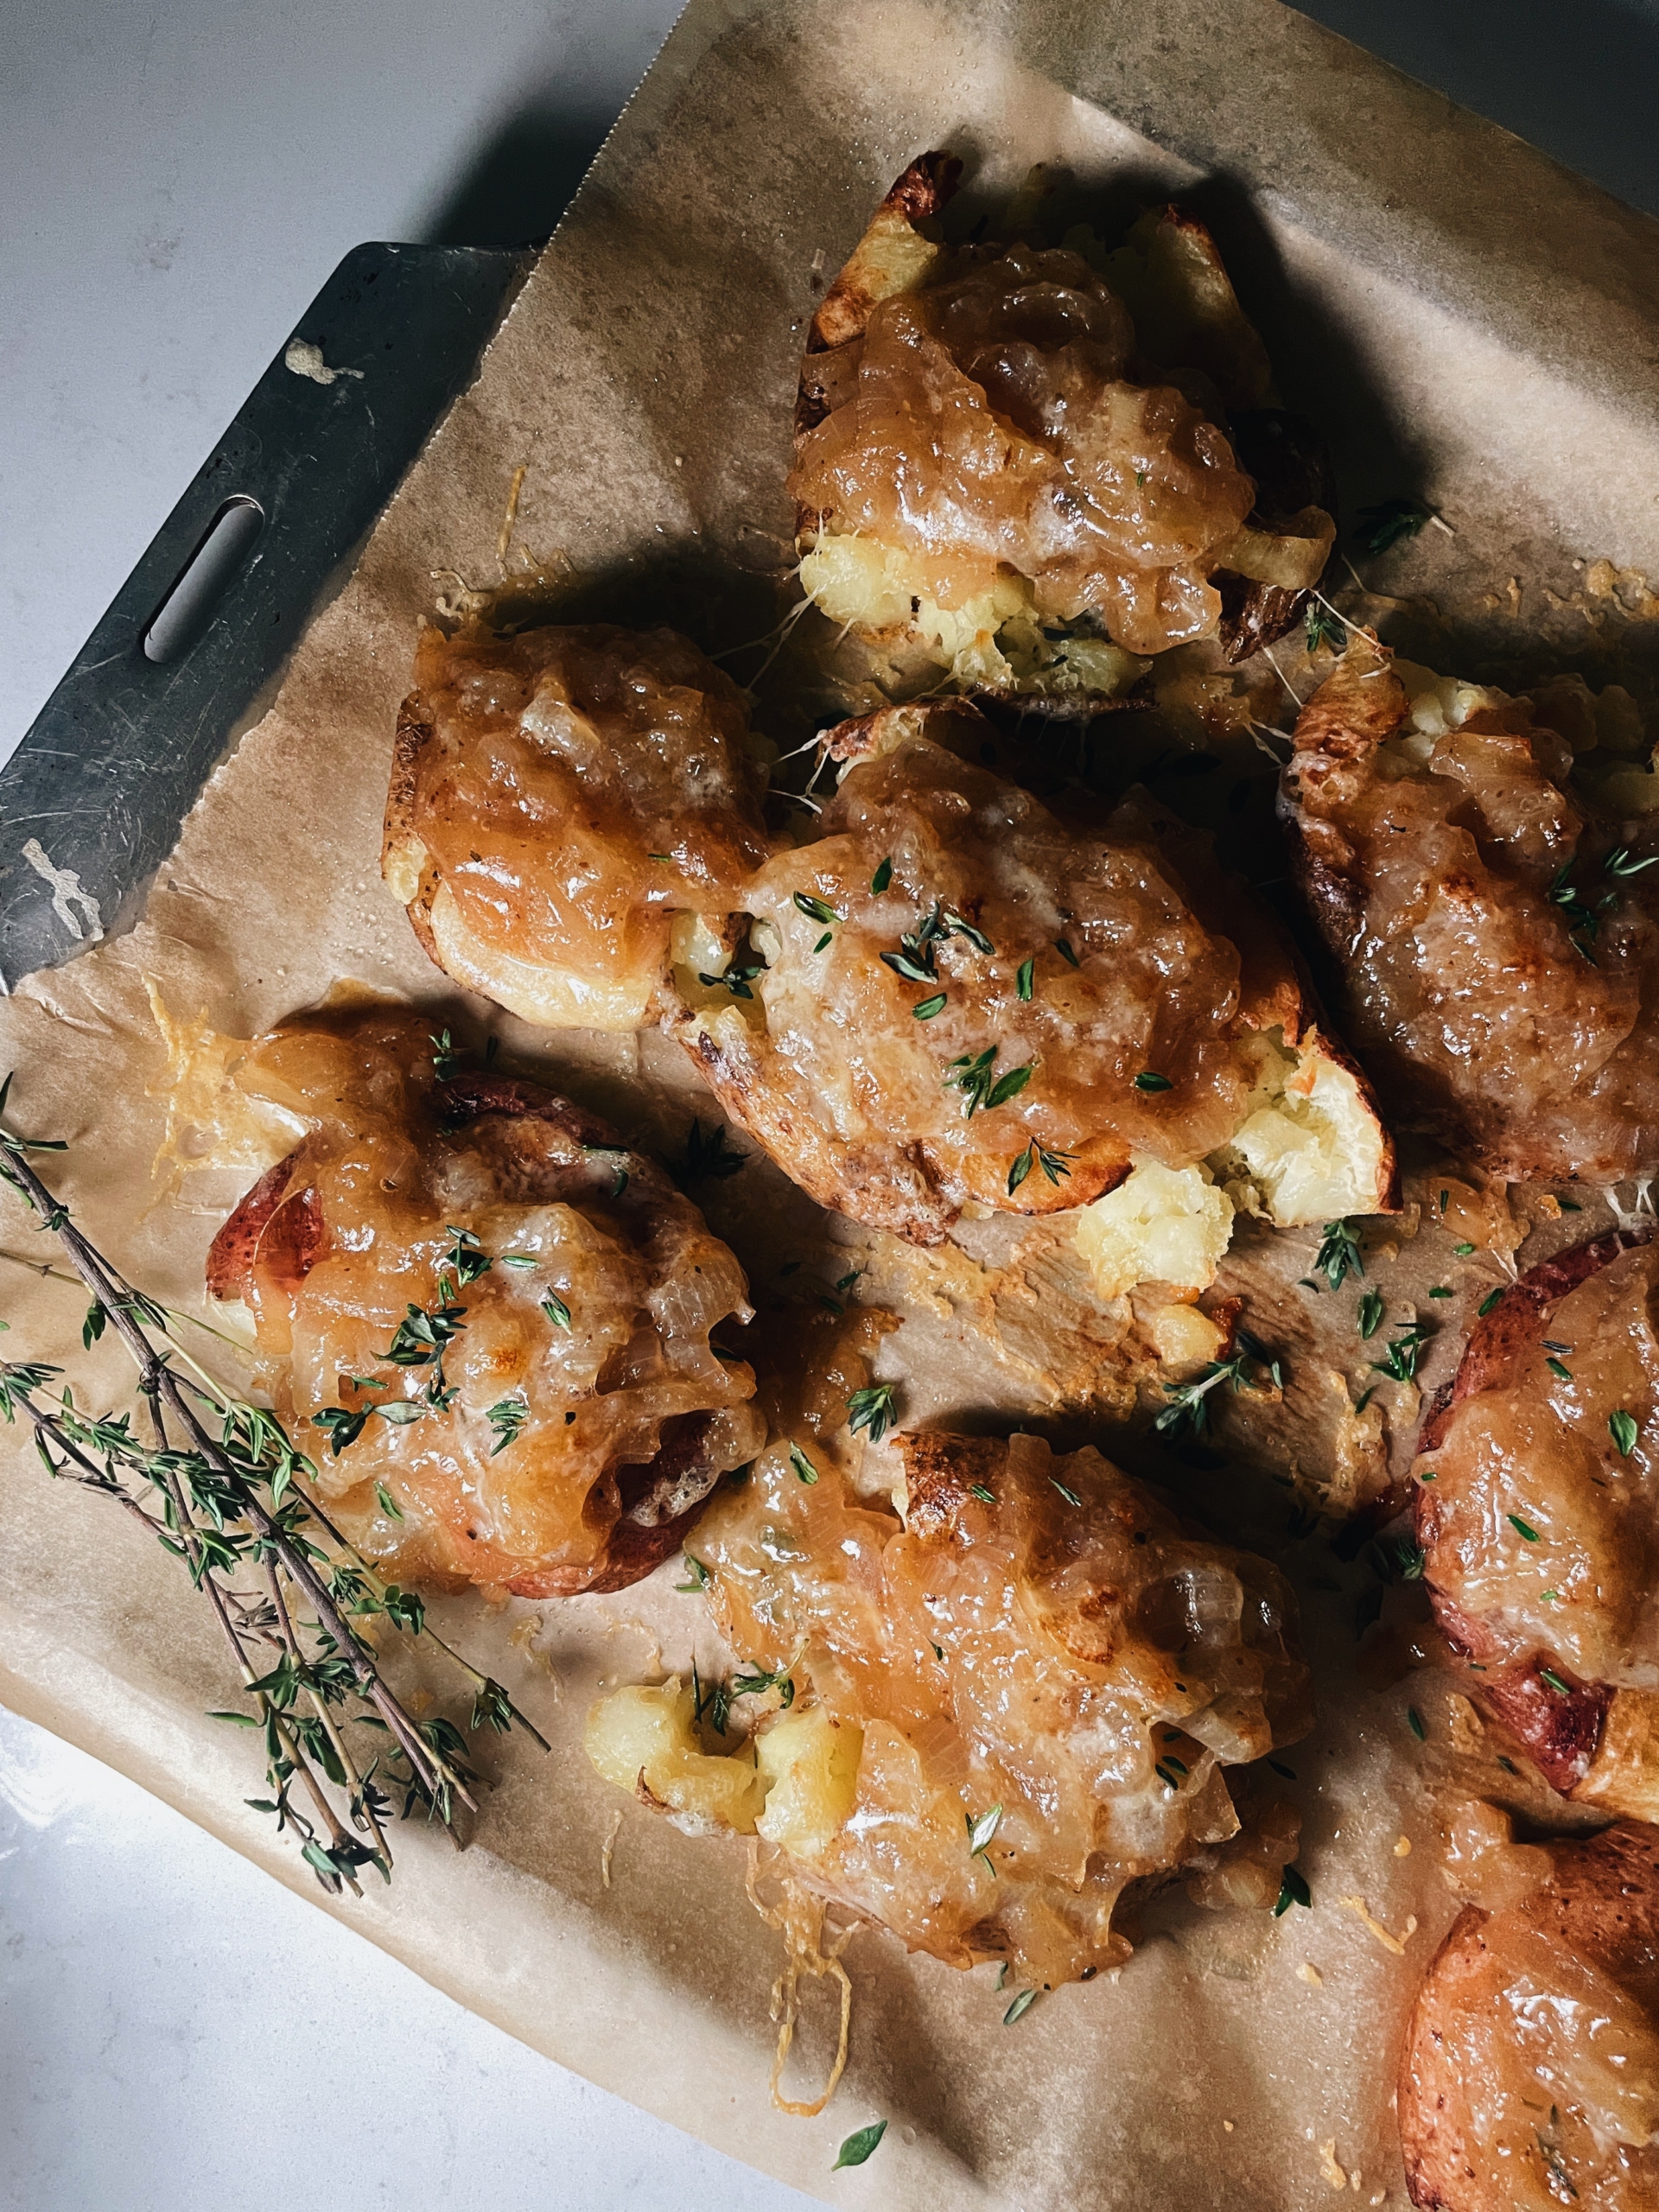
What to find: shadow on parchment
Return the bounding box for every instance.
[420,100,620,248]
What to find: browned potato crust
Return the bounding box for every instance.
[1400,1823,1659,2209]
[1282,641,1659,1181]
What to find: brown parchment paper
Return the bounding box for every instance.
[7,1,1659,2203]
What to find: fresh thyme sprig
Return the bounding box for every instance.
[699,962,766,1001]
[1372,1319,1433,1383]
[1305,600,1346,654]
[943,1047,1032,1119]
[1154,1329,1285,1439]
[674,1119,748,1183]
[847,1382,897,1444]
[0,1094,547,1894]
[1355,497,1433,556]
[486,1392,528,1455]
[1548,861,1618,963]
[1314,1218,1364,1292]
[1007,1140,1075,1197]
[1548,846,1658,964]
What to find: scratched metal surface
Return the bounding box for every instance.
[0,242,533,995]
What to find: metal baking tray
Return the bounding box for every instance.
[0,242,533,992]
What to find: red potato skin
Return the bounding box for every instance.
[1415,1230,1650,1794]
[207,1069,731,1598]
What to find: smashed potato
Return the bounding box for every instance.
[207,1007,763,1595]
[1416,1230,1659,1821]
[384,621,772,1031]
[587,1425,1310,1986]
[1400,1821,1659,2210]
[1282,639,1659,1182]
[681,699,1394,1258]
[791,153,1334,703]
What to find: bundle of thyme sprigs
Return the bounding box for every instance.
[0,1081,546,1896]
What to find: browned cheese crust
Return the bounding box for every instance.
[1282,641,1659,1182]
[1400,1823,1659,2210]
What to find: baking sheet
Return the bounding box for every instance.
[5,0,1659,2202]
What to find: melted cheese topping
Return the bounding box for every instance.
[1422,1243,1659,1689]
[212,1011,763,1594]
[588,1338,1310,1987]
[1286,646,1659,1181]
[791,243,1256,660]
[388,623,772,1031]
[687,715,1389,1254]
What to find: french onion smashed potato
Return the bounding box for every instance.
[682,697,1393,1254]
[383,621,771,1033]
[385,632,1394,1278]
[587,1397,1309,1986]
[342,138,1659,2199]
[1283,639,1659,1183]
[206,1009,763,1595]
[1416,1231,1659,1824]
[1400,1821,1659,2210]
[791,153,1336,703]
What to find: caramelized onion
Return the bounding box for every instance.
[791,243,1257,659]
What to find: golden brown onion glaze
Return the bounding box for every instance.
[207,1009,763,1597]
[1400,1823,1659,2212]
[1415,1233,1659,1820]
[383,621,772,1032]
[1282,641,1659,1182]
[588,1367,1309,1986]
[791,155,1334,696]
[682,699,1393,1243]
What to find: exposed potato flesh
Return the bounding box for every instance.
[1415,1231,1659,1818]
[1399,1822,1659,2211]
[587,1422,1310,1986]
[385,621,772,1031]
[584,1680,766,1834]
[754,1706,864,1859]
[206,1008,763,1597]
[791,156,1333,700]
[682,700,1393,1262]
[1076,1157,1233,1298]
[1282,639,1659,1181]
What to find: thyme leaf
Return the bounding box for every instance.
[1315,1217,1364,1292]
[847,1382,898,1444]
[1006,1140,1076,1196]
[485,1393,528,1455]
[832,2121,887,2171]
[1357,496,1433,555]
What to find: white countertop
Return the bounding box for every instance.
[3,2,1659,2204]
